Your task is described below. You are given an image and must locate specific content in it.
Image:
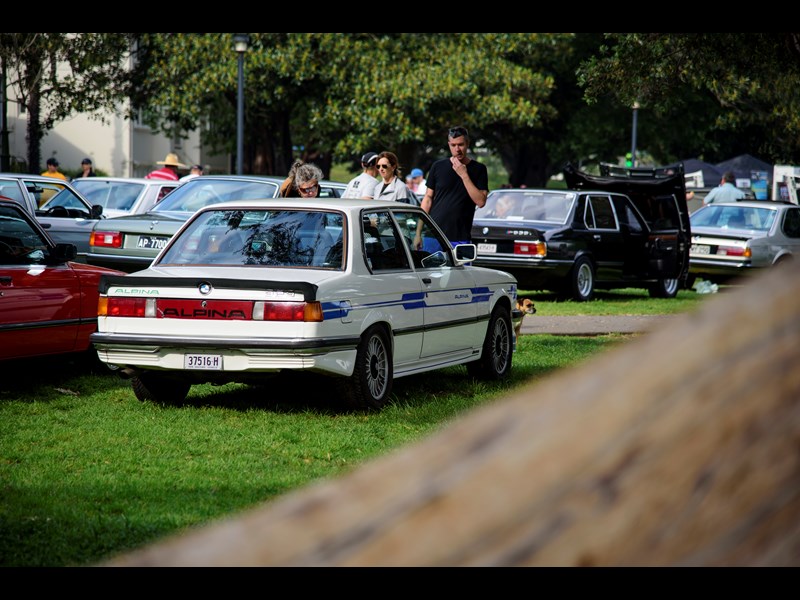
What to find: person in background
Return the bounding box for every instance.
[343,152,379,199]
[492,195,517,219]
[408,167,427,196]
[414,126,488,249]
[373,151,413,203]
[145,153,186,181]
[73,157,96,180]
[280,159,324,197]
[179,164,204,183]
[703,171,746,205]
[41,157,67,181]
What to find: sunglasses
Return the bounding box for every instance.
[376,163,392,170]
[298,183,319,194]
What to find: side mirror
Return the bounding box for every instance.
[454,243,476,265]
[52,243,78,262]
[90,204,104,219]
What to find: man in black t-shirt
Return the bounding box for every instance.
[414,126,488,248]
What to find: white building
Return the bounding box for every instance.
[4,77,229,178]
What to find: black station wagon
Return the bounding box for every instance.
[471,163,691,301]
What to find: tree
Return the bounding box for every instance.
[577,33,800,164]
[129,34,564,180]
[0,33,134,172]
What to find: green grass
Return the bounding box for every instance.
[520,287,709,316]
[0,285,716,566]
[0,334,626,566]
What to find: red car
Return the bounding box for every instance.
[0,198,124,363]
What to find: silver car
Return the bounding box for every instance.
[689,200,800,284]
[87,175,346,272]
[0,173,104,259]
[72,177,180,218]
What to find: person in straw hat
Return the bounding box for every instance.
[145,152,187,181]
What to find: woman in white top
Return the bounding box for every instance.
[373,151,413,203]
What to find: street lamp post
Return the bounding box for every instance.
[233,34,250,175]
[630,101,640,168]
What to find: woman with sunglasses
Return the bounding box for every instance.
[373,151,414,203]
[280,159,324,197]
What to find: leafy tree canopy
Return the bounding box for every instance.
[577,33,800,163]
[130,33,571,176]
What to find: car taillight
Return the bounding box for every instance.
[90,231,123,248]
[717,245,750,257]
[99,298,324,322]
[514,241,546,256]
[253,301,323,322]
[102,297,155,317]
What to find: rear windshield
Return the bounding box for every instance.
[475,190,575,224]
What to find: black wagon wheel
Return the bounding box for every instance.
[467,305,513,380]
[339,325,393,410]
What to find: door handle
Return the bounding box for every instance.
[422,277,431,284]
[0,276,11,286]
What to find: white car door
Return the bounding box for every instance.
[389,209,481,359]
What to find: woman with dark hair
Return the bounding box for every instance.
[373,151,413,203]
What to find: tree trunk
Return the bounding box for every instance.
[247,110,294,176]
[25,77,42,174]
[500,142,551,188]
[23,50,43,173]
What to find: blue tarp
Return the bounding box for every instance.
[715,154,772,181]
[681,158,723,188]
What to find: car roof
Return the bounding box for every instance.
[0,172,78,185]
[197,197,421,213]
[188,174,344,184]
[72,177,176,184]
[698,201,793,209]
[488,188,574,194]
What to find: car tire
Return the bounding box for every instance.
[339,325,393,410]
[467,305,513,380]
[649,277,680,298]
[131,372,191,405]
[566,256,595,302]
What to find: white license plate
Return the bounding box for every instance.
[184,354,223,370]
[477,243,497,253]
[691,244,710,255]
[137,236,169,250]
